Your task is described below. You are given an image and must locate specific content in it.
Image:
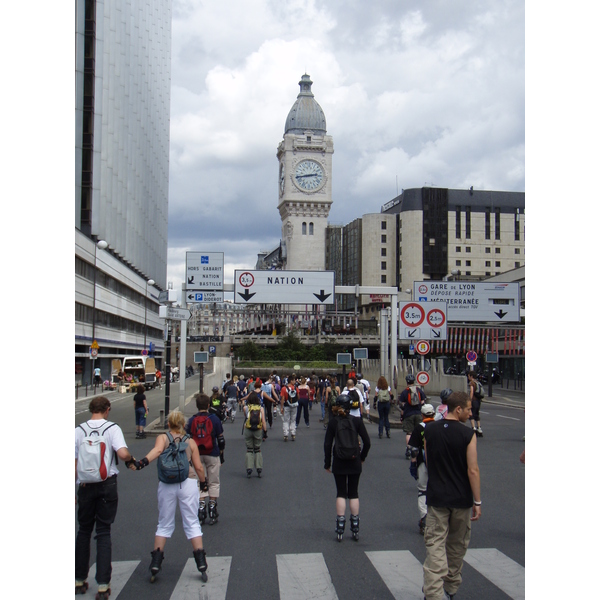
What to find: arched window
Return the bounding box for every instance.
[309,222,314,235]
[302,222,307,235]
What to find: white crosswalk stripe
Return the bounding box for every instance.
[77,560,139,598]
[169,556,232,600]
[464,548,525,600]
[277,553,338,600]
[81,548,524,599]
[366,550,424,600]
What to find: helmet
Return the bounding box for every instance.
[421,403,435,416]
[439,388,453,403]
[212,386,219,393]
[406,374,415,384]
[435,404,448,421]
[357,373,363,380]
[335,393,352,412]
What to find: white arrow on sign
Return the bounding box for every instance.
[159,306,191,321]
[234,270,335,304]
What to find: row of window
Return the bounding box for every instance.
[456,260,522,268]
[455,247,522,254]
[455,206,522,241]
[76,256,158,314]
[302,222,314,235]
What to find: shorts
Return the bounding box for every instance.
[135,407,147,426]
[470,398,481,420]
[402,413,423,434]
[333,473,361,499]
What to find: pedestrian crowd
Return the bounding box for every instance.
[76,367,497,600]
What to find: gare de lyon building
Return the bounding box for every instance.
[257,74,525,375]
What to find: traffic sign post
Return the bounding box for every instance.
[400,302,447,340]
[186,252,224,291]
[234,270,335,304]
[416,371,430,386]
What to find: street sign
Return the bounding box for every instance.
[486,352,499,363]
[400,301,447,340]
[186,252,224,291]
[353,348,368,360]
[416,340,431,355]
[414,281,520,323]
[466,350,478,362]
[337,353,352,365]
[159,306,191,321]
[185,291,224,303]
[90,347,98,359]
[194,351,209,364]
[416,371,430,386]
[234,270,335,304]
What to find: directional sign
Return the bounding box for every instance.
[414,281,520,323]
[400,301,447,340]
[159,306,191,321]
[234,270,335,304]
[186,252,224,291]
[185,291,224,303]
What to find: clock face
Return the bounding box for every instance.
[294,160,324,192]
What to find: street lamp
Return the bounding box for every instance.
[91,239,108,386]
[144,278,156,352]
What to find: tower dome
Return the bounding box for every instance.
[284,74,326,135]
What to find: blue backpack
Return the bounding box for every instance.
[157,432,190,484]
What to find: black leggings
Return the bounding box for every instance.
[470,398,481,421]
[334,473,361,499]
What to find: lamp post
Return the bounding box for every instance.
[91,240,108,387]
[144,278,155,352]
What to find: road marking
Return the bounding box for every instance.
[83,561,139,598]
[497,415,521,421]
[464,548,525,600]
[277,553,338,600]
[169,556,232,600]
[366,550,424,600]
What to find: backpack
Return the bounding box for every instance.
[76,422,117,483]
[190,415,215,455]
[378,388,390,403]
[407,385,421,406]
[157,432,190,484]
[334,417,359,460]
[474,381,485,401]
[328,384,338,408]
[246,404,262,430]
[286,385,298,404]
[348,389,361,410]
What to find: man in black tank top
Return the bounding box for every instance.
[422,391,481,600]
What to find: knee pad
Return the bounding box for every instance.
[418,490,427,497]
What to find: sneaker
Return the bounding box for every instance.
[291,435,296,441]
[284,436,288,442]
[247,469,252,478]
[306,423,310,428]
[378,433,382,439]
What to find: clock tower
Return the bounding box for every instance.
[277,74,334,271]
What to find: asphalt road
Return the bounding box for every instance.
[75,379,525,599]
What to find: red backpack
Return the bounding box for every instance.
[190,415,214,455]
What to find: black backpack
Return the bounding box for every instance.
[334,417,359,460]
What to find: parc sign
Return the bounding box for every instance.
[414,281,520,323]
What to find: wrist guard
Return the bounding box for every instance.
[136,457,150,470]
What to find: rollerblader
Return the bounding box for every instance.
[242,391,267,477]
[133,410,209,584]
[279,374,298,441]
[324,393,371,542]
[399,374,427,459]
[467,371,484,437]
[75,397,137,597]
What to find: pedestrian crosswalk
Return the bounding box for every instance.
[78,548,524,599]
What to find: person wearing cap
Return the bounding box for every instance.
[398,374,427,460]
[407,403,436,535]
[422,391,481,600]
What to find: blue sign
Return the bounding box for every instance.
[201,256,209,264]
[209,345,216,354]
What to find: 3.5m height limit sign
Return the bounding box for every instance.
[399,301,447,340]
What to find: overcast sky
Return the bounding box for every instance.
[165,0,525,297]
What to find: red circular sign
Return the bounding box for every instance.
[466,351,478,362]
[427,308,446,328]
[419,284,428,294]
[416,340,431,355]
[417,371,430,386]
[401,303,425,327]
[239,272,254,288]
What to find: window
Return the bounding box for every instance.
[381,234,387,243]
[381,275,387,284]
[309,222,314,235]
[302,222,307,235]
[485,209,491,240]
[495,248,501,254]
[466,247,471,253]
[495,207,501,240]
[485,261,491,267]
[466,260,471,267]
[514,209,521,241]
[515,248,520,254]
[495,261,501,267]
[381,248,387,257]
[465,206,471,239]
[515,261,521,268]
[381,221,387,230]
[456,260,462,266]
[381,261,387,270]
[455,206,461,238]
[456,246,461,252]
[485,247,491,254]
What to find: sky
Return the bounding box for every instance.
[165,0,525,295]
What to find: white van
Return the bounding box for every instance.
[112,356,156,390]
